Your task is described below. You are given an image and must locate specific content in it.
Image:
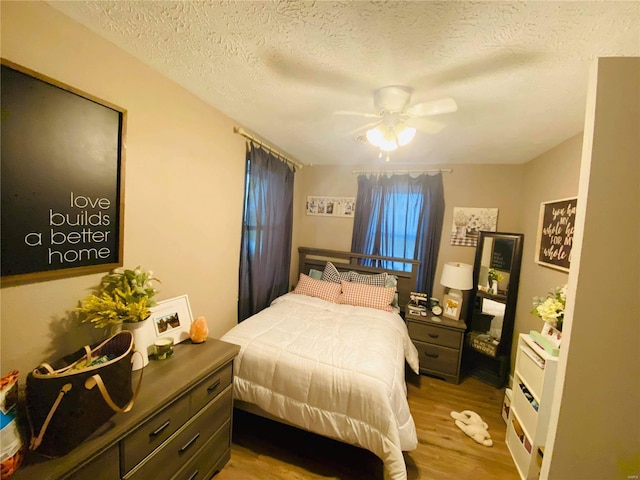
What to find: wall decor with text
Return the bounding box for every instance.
[535,197,577,272]
[305,196,355,217]
[1,60,126,285]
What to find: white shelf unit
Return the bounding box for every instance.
[506,334,559,480]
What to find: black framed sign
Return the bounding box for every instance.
[1,60,126,285]
[535,197,577,272]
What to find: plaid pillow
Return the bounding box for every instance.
[349,271,388,287]
[320,261,350,284]
[293,273,342,303]
[338,280,395,312]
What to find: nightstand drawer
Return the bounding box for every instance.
[125,387,232,480]
[190,362,233,415]
[407,321,462,348]
[416,342,459,375]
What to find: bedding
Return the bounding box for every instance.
[221,292,420,480]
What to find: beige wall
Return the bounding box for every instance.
[1,2,246,375]
[512,135,582,368]
[543,58,639,479]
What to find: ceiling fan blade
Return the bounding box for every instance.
[346,120,381,137]
[333,110,380,118]
[406,97,458,117]
[409,117,446,135]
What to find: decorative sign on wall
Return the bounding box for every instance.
[1,60,126,285]
[535,197,577,272]
[306,196,355,217]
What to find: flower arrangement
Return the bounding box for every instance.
[78,267,160,328]
[487,269,504,283]
[531,284,567,331]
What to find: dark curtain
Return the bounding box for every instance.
[238,144,294,322]
[350,173,444,296]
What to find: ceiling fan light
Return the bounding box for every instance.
[366,126,398,152]
[365,126,384,146]
[397,126,416,146]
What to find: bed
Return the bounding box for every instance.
[221,248,421,480]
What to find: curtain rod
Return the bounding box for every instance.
[352,168,452,175]
[233,126,303,169]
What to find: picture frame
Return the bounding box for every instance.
[442,294,463,321]
[450,207,499,247]
[1,59,126,286]
[306,196,355,217]
[149,295,194,345]
[535,197,577,272]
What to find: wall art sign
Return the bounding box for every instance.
[306,196,355,217]
[535,197,577,272]
[1,60,126,285]
[450,207,499,247]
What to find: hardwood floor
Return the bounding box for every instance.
[215,373,519,480]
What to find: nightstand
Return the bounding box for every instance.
[405,308,467,384]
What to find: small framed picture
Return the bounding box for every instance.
[541,322,562,348]
[149,294,194,345]
[442,294,463,321]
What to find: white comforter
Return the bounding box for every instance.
[221,292,420,480]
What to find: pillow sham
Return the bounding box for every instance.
[293,273,342,303]
[349,270,388,287]
[338,280,395,312]
[308,268,323,280]
[320,261,351,284]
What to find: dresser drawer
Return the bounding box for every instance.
[190,363,233,415]
[121,392,191,474]
[408,321,462,348]
[125,387,232,480]
[416,341,459,375]
[170,422,231,480]
[67,445,119,480]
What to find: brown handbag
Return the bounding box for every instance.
[26,331,143,457]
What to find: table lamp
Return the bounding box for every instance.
[440,262,473,298]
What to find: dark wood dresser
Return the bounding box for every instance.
[12,338,239,480]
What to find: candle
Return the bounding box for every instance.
[153,337,174,360]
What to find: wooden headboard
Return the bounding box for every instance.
[298,247,420,313]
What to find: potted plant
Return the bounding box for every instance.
[78,266,160,329]
[78,267,160,370]
[487,269,504,294]
[531,284,567,332]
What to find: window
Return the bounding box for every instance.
[351,173,445,295]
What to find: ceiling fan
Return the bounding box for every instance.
[335,85,458,155]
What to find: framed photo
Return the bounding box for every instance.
[442,294,463,321]
[306,196,355,217]
[149,295,193,345]
[541,322,562,348]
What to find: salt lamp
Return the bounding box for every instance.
[189,316,209,343]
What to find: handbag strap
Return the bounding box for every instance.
[83,351,144,413]
[29,383,73,451]
[38,345,93,375]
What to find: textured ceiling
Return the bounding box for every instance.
[47,1,639,167]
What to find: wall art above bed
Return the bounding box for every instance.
[306,196,355,217]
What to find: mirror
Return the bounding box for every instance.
[463,231,524,387]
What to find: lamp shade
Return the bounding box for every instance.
[440,262,473,291]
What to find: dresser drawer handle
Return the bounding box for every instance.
[187,469,200,480]
[179,432,200,454]
[207,379,221,393]
[149,420,170,438]
[428,333,439,338]
[425,352,439,359]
